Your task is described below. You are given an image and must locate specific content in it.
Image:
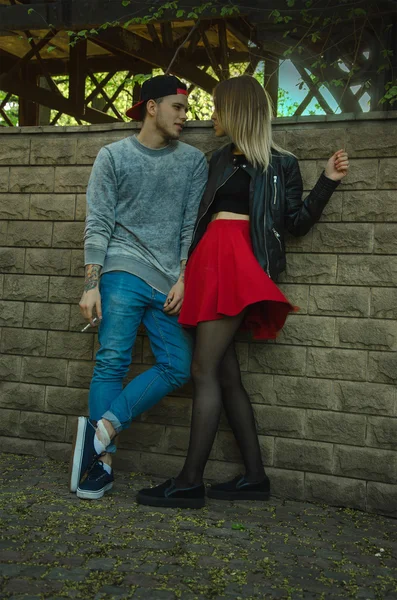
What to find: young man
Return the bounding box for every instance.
[70,75,208,500]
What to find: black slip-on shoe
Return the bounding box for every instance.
[207,474,270,501]
[136,478,205,509]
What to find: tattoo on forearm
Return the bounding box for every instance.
[179,261,186,283]
[84,264,101,292]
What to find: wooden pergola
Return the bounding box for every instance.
[0,0,396,126]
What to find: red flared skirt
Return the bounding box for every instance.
[178,219,296,340]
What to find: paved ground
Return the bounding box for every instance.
[1,454,397,600]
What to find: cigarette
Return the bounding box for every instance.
[81,317,98,332]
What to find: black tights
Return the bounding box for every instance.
[177,313,265,486]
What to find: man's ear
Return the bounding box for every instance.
[146,99,157,117]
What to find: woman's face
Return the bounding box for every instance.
[211,107,226,137]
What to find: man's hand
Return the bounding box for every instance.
[164,280,184,316]
[325,149,349,181]
[79,288,102,326]
[79,264,102,326]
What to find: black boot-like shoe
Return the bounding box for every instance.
[207,474,270,501]
[136,478,205,509]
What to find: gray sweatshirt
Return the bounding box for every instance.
[84,135,208,294]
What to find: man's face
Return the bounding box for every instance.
[154,94,188,140]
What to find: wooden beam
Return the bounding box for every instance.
[294,90,315,116]
[0,106,14,127]
[24,30,60,96]
[0,51,149,77]
[88,27,218,94]
[160,22,173,49]
[0,75,119,123]
[147,24,161,49]
[85,71,114,104]
[0,91,15,126]
[0,46,250,78]
[18,66,38,125]
[0,30,56,87]
[226,19,256,49]
[0,91,12,111]
[199,24,222,81]
[88,70,122,120]
[307,48,362,113]
[370,17,396,110]
[0,0,395,33]
[0,0,253,31]
[186,26,202,57]
[133,81,141,104]
[102,71,133,115]
[69,37,87,114]
[244,55,260,75]
[292,62,333,114]
[218,20,230,79]
[263,54,278,116]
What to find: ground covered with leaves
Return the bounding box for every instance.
[1,453,397,599]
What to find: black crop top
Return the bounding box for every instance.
[210,154,250,216]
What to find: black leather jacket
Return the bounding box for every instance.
[188,143,340,280]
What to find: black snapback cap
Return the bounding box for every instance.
[126,75,188,120]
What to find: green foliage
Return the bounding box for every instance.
[380,81,397,106]
[231,523,246,530]
[0,92,19,126]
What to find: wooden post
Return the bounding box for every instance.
[218,21,230,79]
[18,67,38,126]
[38,77,51,125]
[263,54,279,116]
[69,38,87,115]
[370,17,396,111]
[133,81,141,103]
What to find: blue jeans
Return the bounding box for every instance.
[89,272,192,453]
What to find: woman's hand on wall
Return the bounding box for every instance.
[324,149,349,181]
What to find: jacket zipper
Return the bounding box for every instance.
[191,167,238,242]
[272,227,282,251]
[264,171,270,278]
[273,175,278,205]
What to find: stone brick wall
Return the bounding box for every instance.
[0,114,396,516]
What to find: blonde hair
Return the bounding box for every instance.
[214,75,291,171]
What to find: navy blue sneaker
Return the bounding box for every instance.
[76,460,114,500]
[69,417,99,492]
[136,478,205,509]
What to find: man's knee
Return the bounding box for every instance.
[163,355,191,389]
[94,352,130,380]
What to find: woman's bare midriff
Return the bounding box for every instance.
[211,211,250,221]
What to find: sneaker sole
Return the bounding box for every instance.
[207,490,270,501]
[76,482,113,500]
[69,416,87,493]
[136,493,205,509]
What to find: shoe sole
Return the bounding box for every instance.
[207,490,270,501]
[76,482,113,500]
[69,416,87,493]
[136,493,205,509]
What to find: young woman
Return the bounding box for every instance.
[137,75,349,509]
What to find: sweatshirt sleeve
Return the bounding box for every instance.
[180,153,208,261]
[84,147,118,266]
